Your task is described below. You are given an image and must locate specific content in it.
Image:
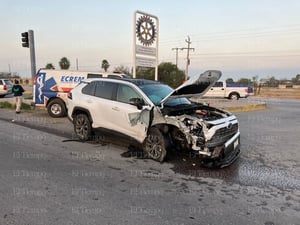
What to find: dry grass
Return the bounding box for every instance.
[255,88,300,100]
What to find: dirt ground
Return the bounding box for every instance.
[255,87,300,100]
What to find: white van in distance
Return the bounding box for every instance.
[34,69,129,117]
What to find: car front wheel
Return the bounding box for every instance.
[143,127,167,162]
[74,113,92,141]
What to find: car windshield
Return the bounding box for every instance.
[139,83,191,106]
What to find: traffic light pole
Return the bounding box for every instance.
[28,30,36,80]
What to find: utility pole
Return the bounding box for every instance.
[172,47,180,68]
[180,36,194,81]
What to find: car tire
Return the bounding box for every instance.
[47,99,66,118]
[0,95,5,98]
[143,127,167,162]
[229,93,239,100]
[74,113,92,141]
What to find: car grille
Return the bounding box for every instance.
[206,123,238,147]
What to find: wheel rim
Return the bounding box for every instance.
[75,115,89,139]
[145,134,162,160]
[231,95,238,100]
[51,103,62,115]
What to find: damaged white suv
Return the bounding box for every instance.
[67,70,240,167]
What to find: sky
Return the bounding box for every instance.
[1,0,300,81]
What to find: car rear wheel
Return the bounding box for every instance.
[47,99,66,117]
[143,127,167,162]
[229,93,239,100]
[74,113,92,141]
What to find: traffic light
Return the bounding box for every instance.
[21,32,29,48]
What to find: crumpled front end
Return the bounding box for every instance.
[180,113,240,167]
[159,104,240,167]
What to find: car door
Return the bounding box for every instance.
[88,81,119,130]
[109,83,150,143]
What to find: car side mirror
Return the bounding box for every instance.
[129,98,144,110]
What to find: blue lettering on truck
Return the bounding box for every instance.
[61,76,85,82]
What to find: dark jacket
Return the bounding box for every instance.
[12,84,25,97]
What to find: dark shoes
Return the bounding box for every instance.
[16,111,21,114]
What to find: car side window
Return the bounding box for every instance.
[82,82,96,96]
[0,80,3,85]
[117,84,142,104]
[94,81,117,100]
[213,82,223,87]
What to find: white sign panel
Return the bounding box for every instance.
[136,45,156,56]
[136,56,156,68]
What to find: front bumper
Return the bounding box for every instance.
[201,132,240,168]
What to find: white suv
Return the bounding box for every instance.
[67,70,240,167]
[0,79,13,98]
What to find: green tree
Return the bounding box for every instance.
[59,57,70,70]
[269,76,279,87]
[292,74,300,84]
[226,78,234,84]
[101,59,110,72]
[136,66,155,80]
[237,78,251,86]
[113,65,131,76]
[158,62,185,88]
[45,63,55,69]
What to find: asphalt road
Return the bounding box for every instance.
[0,99,299,225]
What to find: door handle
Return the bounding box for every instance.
[112,107,120,111]
[86,99,92,103]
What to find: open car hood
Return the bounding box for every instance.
[160,70,222,104]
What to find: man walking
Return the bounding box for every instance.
[12,80,25,114]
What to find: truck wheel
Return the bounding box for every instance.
[229,93,239,100]
[73,113,92,141]
[143,127,167,162]
[47,99,66,118]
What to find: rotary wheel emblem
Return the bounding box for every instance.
[136,15,156,46]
